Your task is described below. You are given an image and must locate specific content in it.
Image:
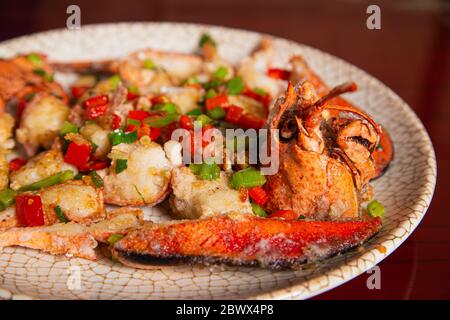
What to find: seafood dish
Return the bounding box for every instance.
[0,33,393,270]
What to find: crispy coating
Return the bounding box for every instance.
[10,149,77,191]
[104,140,172,206]
[0,222,97,260]
[39,179,105,225]
[169,167,253,219]
[16,93,70,155]
[113,214,382,269]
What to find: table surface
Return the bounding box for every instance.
[0,0,449,300]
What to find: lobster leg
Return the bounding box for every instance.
[113,214,382,269]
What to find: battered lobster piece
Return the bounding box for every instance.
[264,81,383,220]
[113,214,382,269]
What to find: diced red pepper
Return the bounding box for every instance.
[267,68,291,80]
[179,115,194,130]
[64,142,91,169]
[127,91,139,101]
[205,94,228,111]
[149,95,167,106]
[268,210,298,220]
[111,114,121,130]
[224,105,244,124]
[238,114,266,129]
[16,194,45,227]
[9,157,27,172]
[81,160,110,171]
[128,110,152,122]
[71,86,88,99]
[248,186,268,206]
[149,126,161,141]
[83,95,109,120]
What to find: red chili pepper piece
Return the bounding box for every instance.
[111,114,121,130]
[64,142,91,169]
[9,157,27,172]
[127,92,139,101]
[238,114,266,129]
[224,105,244,124]
[149,126,161,141]
[83,95,109,120]
[267,68,291,80]
[127,110,152,122]
[248,186,268,206]
[205,94,228,111]
[71,86,88,99]
[16,194,45,227]
[179,115,193,130]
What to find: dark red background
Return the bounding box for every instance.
[0,0,449,299]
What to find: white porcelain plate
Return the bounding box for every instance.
[0,22,436,300]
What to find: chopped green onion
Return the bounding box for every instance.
[153,102,178,114]
[298,215,306,220]
[199,162,220,180]
[143,59,155,69]
[253,87,267,96]
[251,203,267,217]
[205,88,217,99]
[90,171,104,188]
[108,233,124,248]
[128,85,139,94]
[74,173,84,180]
[115,159,128,174]
[231,167,266,189]
[19,170,74,192]
[189,163,202,175]
[202,79,221,90]
[143,113,178,128]
[108,75,121,91]
[183,76,200,85]
[227,76,245,95]
[0,189,17,211]
[126,118,141,127]
[367,200,385,217]
[212,66,228,80]
[109,129,138,146]
[54,206,69,223]
[199,33,217,48]
[27,53,43,66]
[60,121,79,135]
[187,108,202,116]
[33,68,54,82]
[207,106,226,120]
[195,114,212,126]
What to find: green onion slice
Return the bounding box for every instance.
[143,113,178,128]
[115,159,128,174]
[54,206,69,223]
[367,200,385,217]
[231,167,266,189]
[251,203,267,217]
[90,171,104,188]
[0,189,17,211]
[19,170,74,192]
[227,76,245,95]
[109,129,138,146]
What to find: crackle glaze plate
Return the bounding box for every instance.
[0,22,436,300]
